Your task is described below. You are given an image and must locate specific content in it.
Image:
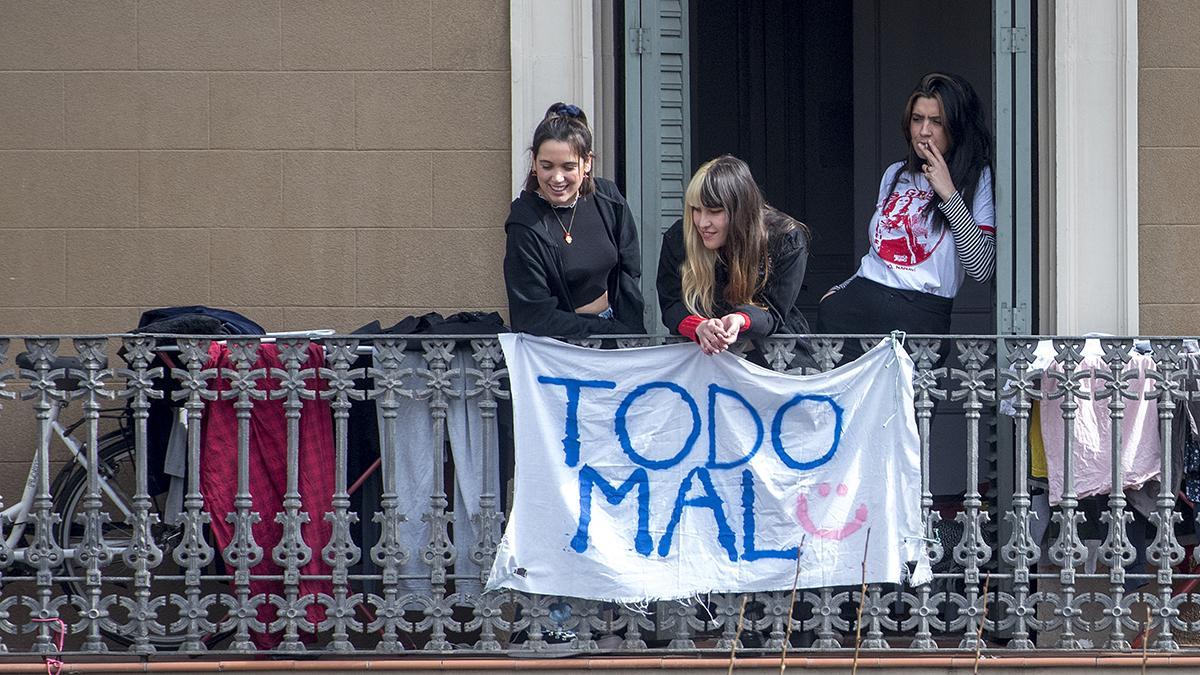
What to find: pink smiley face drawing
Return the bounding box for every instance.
[794,483,868,541]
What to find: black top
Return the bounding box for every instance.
[656,219,811,339]
[546,196,618,309]
[503,178,646,337]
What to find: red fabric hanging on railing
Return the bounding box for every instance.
[201,342,334,650]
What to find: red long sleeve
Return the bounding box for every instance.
[678,314,704,342]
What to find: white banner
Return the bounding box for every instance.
[486,334,927,602]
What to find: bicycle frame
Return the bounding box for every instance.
[3,331,365,562]
[2,399,134,557]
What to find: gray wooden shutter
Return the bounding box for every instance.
[994,0,1034,335]
[625,0,690,334]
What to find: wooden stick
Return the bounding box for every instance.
[727,594,748,675]
[973,573,991,675]
[851,528,873,675]
[1142,604,1150,675]
[779,536,807,675]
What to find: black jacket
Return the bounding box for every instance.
[657,219,811,339]
[503,178,646,336]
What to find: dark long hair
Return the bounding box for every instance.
[763,204,810,249]
[523,102,596,197]
[885,72,993,231]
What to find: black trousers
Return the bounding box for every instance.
[816,276,953,364]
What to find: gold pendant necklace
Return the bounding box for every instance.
[550,200,579,244]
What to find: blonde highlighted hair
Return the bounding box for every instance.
[680,155,768,317]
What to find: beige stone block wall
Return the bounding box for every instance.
[1139,1,1200,333]
[0,0,511,336]
[0,0,510,482]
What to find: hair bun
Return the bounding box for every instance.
[546,102,585,120]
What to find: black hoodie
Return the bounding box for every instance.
[657,219,812,338]
[503,177,646,336]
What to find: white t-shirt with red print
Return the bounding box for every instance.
[855,162,995,299]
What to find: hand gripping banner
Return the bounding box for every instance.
[486,334,927,602]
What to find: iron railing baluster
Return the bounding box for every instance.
[366,339,412,652]
[998,338,1040,649]
[169,338,218,652]
[318,338,366,652]
[220,339,266,651]
[19,339,67,654]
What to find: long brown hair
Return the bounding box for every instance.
[681,155,768,316]
[763,204,810,248]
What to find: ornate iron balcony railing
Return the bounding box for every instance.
[1,333,1199,656]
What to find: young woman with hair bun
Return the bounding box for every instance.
[503,102,645,336]
[657,154,813,359]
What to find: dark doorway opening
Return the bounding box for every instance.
[688,0,855,315]
[687,0,999,495]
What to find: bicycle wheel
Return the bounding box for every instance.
[52,431,229,650]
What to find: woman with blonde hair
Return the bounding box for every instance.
[657,155,812,357]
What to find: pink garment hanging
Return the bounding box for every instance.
[1039,353,1161,506]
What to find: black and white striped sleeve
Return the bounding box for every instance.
[939,191,996,283]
